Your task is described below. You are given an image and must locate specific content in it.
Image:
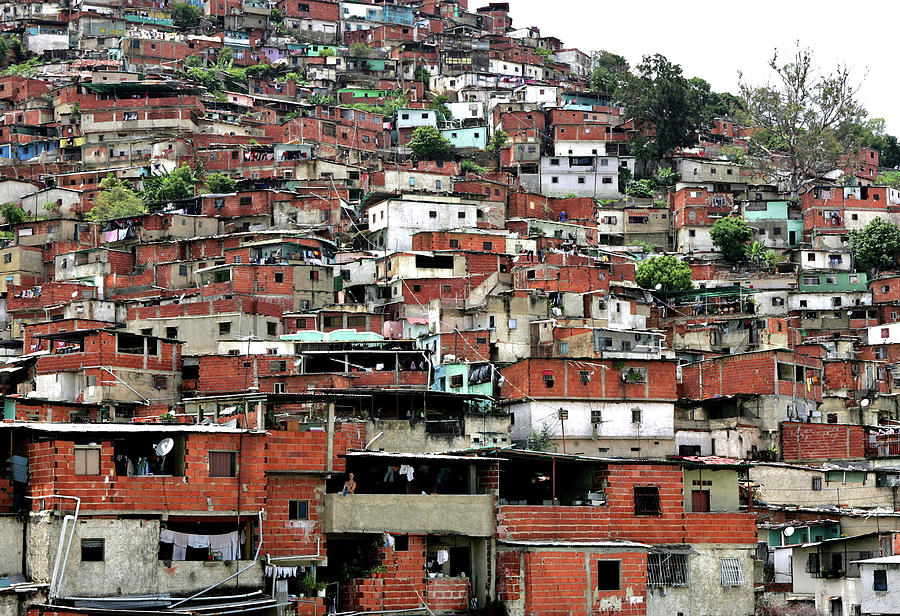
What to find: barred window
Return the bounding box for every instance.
[720,558,743,586]
[647,553,688,587]
[633,486,660,516]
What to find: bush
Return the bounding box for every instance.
[625,178,653,198]
[0,202,31,225]
[203,173,238,194]
[652,166,680,187]
[460,160,487,175]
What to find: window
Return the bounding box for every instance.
[874,569,888,591]
[812,476,822,491]
[720,558,743,586]
[449,374,464,388]
[542,371,554,388]
[596,560,620,591]
[429,211,437,218]
[449,239,460,248]
[289,500,309,520]
[808,253,816,262]
[508,319,517,330]
[442,285,451,293]
[551,177,559,184]
[647,553,688,587]
[412,284,421,292]
[209,451,237,477]
[632,408,642,424]
[310,271,319,281]
[166,327,178,340]
[153,375,168,390]
[458,211,466,219]
[75,447,101,475]
[2,253,10,264]
[219,321,231,334]
[591,409,602,423]
[559,342,569,355]
[634,486,660,515]
[239,196,252,206]
[269,360,286,372]
[81,538,104,562]
[273,382,286,394]
[483,241,493,250]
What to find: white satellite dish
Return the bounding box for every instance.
[154,438,174,457]
[783,526,795,537]
[861,399,870,408]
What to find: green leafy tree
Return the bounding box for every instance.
[589,50,630,94]
[203,173,238,194]
[625,178,653,198]
[710,216,753,262]
[143,164,197,202]
[652,167,680,187]
[839,117,900,169]
[850,218,900,272]
[349,42,372,58]
[0,202,31,224]
[427,94,452,123]
[739,45,865,198]
[460,160,487,175]
[172,2,203,28]
[878,170,900,190]
[0,38,8,64]
[408,125,453,161]
[87,175,147,221]
[487,129,509,153]
[414,65,430,86]
[617,54,703,159]
[635,255,693,292]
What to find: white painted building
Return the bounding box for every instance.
[522,155,619,198]
[795,249,854,271]
[856,555,900,615]
[365,194,503,251]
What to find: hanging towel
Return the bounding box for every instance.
[187,534,210,549]
[436,549,449,565]
[209,531,238,560]
[171,531,189,561]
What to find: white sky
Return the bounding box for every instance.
[505,0,899,132]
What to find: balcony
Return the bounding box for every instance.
[322,493,494,536]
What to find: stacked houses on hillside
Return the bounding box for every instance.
[0,2,898,616]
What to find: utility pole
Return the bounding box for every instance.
[558,407,567,454]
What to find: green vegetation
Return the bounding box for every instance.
[143,164,197,203]
[203,173,238,194]
[487,129,509,153]
[652,167,680,187]
[408,126,453,161]
[710,216,753,262]
[1,58,41,78]
[850,218,900,272]
[739,45,865,198]
[635,254,693,292]
[172,2,203,28]
[460,160,487,175]
[589,51,630,94]
[349,42,372,58]
[87,175,147,222]
[0,202,31,225]
[878,170,900,190]
[625,179,653,198]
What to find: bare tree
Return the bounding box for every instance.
[739,44,865,198]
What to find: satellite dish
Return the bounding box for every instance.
[861,399,870,408]
[783,526,795,537]
[154,438,174,457]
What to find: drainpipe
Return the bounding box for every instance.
[24,494,81,603]
[326,401,335,473]
[169,509,265,609]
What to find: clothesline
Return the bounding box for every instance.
[159,529,240,561]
